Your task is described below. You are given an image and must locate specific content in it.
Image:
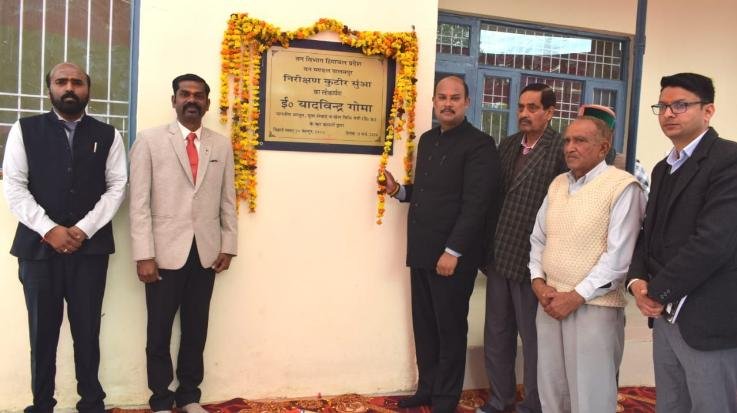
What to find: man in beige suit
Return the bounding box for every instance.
[129,73,237,413]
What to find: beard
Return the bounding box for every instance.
[50,91,89,116]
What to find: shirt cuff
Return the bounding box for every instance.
[74,220,94,239]
[37,218,59,239]
[574,282,596,302]
[395,185,407,201]
[626,278,643,294]
[444,247,461,257]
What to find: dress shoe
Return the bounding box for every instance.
[476,404,515,413]
[181,403,208,413]
[397,394,431,408]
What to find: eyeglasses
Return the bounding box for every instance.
[651,101,707,115]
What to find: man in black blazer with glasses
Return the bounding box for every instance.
[627,72,737,413]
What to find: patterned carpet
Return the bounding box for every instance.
[110,387,656,413]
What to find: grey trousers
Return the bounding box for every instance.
[653,317,737,413]
[483,271,541,413]
[536,304,624,413]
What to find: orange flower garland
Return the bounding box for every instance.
[220,14,418,222]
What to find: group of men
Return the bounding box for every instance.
[3,63,236,413]
[3,62,736,413]
[385,73,737,413]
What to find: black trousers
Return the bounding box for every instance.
[145,242,215,410]
[18,254,109,413]
[410,267,477,413]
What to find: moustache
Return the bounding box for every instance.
[441,108,455,114]
[61,91,80,102]
[183,103,202,113]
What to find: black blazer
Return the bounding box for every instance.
[402,119,502,273]
[627,128,737,351]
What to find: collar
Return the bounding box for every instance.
[520,131,544,152]
[438,117,469,136]
[52,109,84,124]
[566,159,609,185]
[666,128,708,166]
[177,121,202,141]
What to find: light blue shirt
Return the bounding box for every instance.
[665,129,707,173]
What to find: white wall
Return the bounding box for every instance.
[636,0,737,172]
[0,0,440,409]
[3,0,737,409]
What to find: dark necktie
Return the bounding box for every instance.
[186,132,198,183]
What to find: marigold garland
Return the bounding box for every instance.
[220,14,418,221]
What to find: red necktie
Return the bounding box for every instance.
[186,132,198,183]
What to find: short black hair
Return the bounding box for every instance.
[660,73,714,103]
[520,83,556,109]
[172,73,210,96]
[435,75,469,99]
[45,68,91,89]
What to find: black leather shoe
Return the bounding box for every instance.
[397,394,431,408]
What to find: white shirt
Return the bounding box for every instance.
[529,161,647,301]
[177,122,202,153]
[3,112,128,239]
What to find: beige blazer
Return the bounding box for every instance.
[129,122,237,270]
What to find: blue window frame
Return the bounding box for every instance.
[436,13,630,151]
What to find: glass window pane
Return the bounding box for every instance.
[479,22,623,81]
[480,76,510,142]
[0,0,132,169]
[436,23,470,56]
[481,110,508,144]
[522,74,583,133]
[482,76,510,110]
[593,88,617,110]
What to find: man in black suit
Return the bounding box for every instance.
[480,83,565,413]
[627,72,737,412]
[384,75,502,413]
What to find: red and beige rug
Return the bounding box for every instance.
[109,387,656,413]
